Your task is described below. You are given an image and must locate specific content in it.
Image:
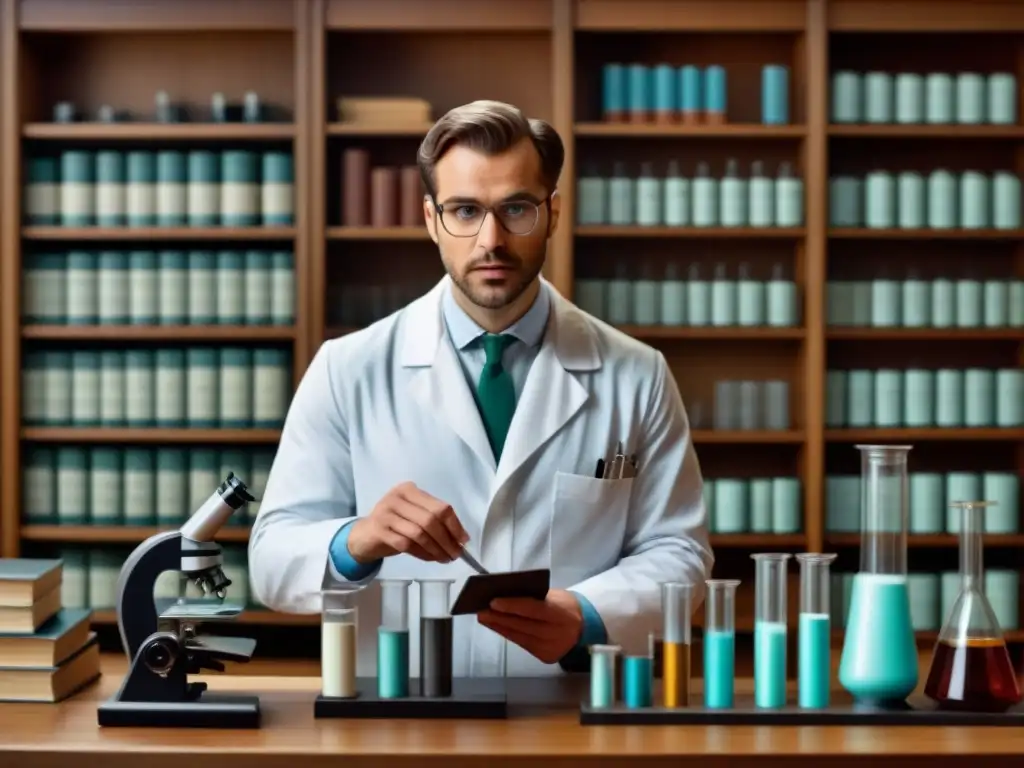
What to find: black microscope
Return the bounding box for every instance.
[97,473,261,728]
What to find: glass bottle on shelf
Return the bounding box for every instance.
[838,445,919,708]
[923,501,1022,712]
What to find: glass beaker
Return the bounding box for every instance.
[796,553,837,708]
[704,578,740,709]
[321,589,358,699]
[924,501,1022,712]
[838,445,919,707]
[752,552,790,708]
[418,578,454,698]
[661,582,693,708]
[378,579,412,699]
[589,644,621,709]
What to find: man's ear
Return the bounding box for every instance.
[546,189,561,239]
[423,195,439,244]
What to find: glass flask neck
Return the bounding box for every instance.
[958,504,985,588]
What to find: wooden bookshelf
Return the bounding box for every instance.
[0,0,1019,656]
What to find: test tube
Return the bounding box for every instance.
[378,579,412,699]
[321,590,357,699]
[589,644,621,709]
[704,579,740,709]
[752,553,791,708]
[622,634,655,708]
[661,582,693,707]
[418,578,454,698]
[796,553,837,708]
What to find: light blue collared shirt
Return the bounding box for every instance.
[329,282,607,656]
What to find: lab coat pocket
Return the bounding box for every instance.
[549,471,634,586]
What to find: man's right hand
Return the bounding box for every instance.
[346,482,469,564]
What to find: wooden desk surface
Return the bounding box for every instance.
[1,655,1022,767]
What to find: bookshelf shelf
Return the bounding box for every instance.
[21,428,283,444]
[21,326,297,342]
[0,0,1019,661]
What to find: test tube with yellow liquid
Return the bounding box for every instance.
[321,589,358,699]
[660,582,693,708]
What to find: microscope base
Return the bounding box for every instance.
[97,693,261,729]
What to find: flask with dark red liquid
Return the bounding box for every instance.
[923,501,1021,712]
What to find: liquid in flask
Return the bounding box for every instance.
[923,501,1022,713]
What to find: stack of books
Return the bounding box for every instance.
[0,558,102,702]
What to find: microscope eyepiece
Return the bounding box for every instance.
[219,472,256,508]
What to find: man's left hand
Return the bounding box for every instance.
[477,589,583,664]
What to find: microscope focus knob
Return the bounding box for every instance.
[141,632,180,677]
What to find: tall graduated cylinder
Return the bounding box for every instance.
[660,582,693,708]
[418,579,454,698]
[704,579,740,709]
[321,589,358,699]
[796,553,837,708]
[839,445,919,705]
[378,579,412,699]
[752,553,790,708]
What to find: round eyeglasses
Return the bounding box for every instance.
[435,199,543,238]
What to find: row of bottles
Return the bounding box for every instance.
[50,90,285,124]
[24,148,294,228]
[326,276,440,329]
[22,249,295,327]
[577,160,804,227]
[831,569,1020,632]
[54,545,264,611]
[830,171,1022,230]
[701,476,801,534]
[827,277,1024,329]
[21,346,292,429]
[831,71,1017,125]
[22,446,275,528]
[573,266,799,327]
[826,470,1019,535]
[710,379,792,432]
[340,148,425,228]
[601,63,790,124]
[825,367,1024,429]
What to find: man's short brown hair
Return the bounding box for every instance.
[417,100,564,199]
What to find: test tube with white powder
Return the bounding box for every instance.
[321,593,357,698]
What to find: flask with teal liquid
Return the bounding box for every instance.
[838,444,920,708]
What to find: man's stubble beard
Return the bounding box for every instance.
[444,244,547,310]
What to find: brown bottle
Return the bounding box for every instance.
[371,167,398,228]
[400,166,424,227]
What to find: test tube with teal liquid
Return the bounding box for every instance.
[703,579,740,709]
[752,553,791,708]
[377,579,412,699]
[796,553,837,708]
[621,635,654,708]
[588,644,620,709]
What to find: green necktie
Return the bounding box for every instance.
[476,334,517,461]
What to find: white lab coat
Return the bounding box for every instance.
[248,276,713,678]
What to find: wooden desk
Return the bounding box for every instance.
[0,655,1022,767]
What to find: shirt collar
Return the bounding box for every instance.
[442,279,550,351]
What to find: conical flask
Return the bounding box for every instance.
[838,445,919,707]
[924,501,1022,712]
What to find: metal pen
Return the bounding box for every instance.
[459,547,488,575]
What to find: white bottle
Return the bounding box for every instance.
[719,159,747,227]
[710,263,735,326]
[662,160,690,227]
[634,162,662,226]
[608,162,634,225]
[775,162,804,227]
[691,162,718,227]
[748,161,774,227]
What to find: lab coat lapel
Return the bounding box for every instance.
[495,286,600,489]
[401,278,498,473]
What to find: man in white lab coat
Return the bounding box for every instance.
[248,100,714,679]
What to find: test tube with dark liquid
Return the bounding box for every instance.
[378,579,412,699]
[418,578,454,698]
[661,582,693,708]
